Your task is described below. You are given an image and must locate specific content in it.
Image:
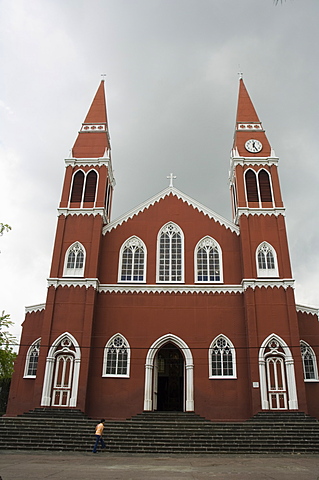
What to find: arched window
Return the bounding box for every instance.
[24,338,41,378]
[118,236,146,282]
[245,169,259,202]
[63,242,86,277]
[258,169,273,203]
[300,341,319,381]
[70,171,85,203]
[157,222,184,282]
[103,334,130,377]
[195,236,222,283]
[256,242,279,278]
[209,335,236,379]
[83,170,97,203]
[69,169,98,206]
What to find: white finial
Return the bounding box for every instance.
[167,173,176,188]
[238,66,243,80]
[101,73,106,81]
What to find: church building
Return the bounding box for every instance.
[6,79,319,421]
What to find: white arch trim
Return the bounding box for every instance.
[144,334,194,412]
[41,332,81,407]
[259,333,298,410]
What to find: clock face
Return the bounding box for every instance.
[245,139,263,153]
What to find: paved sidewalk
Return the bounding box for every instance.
[1,451,319,479]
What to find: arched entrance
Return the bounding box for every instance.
[156,343,184,411]
[144,334,194,412]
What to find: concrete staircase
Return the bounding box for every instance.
[1,408,319,454]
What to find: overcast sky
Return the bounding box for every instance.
[1,0,319,344]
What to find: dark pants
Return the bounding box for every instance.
[92,435,106,453]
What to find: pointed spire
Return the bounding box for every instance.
[72,80,111,158]
[233,78,271,157]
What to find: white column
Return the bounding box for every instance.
[144,363,153,411]
[286,358,298,410]
[259,359,269,410]
[185,363,194,411]
[41,357,55,406]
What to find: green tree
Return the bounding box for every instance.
[0,223,11,236]
[0,312,17,414]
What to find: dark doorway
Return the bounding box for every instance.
[156,343,184,411]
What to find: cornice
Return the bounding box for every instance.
[296,304,319,317]
[230,156,279,169]
[57,207,107,223]
[64,154,116,187]
[103,187,239,235]
[242,279,295,290]
[25,303,46,314]
[47,278,100,290]
[98,284,243,295]
[235,207,285,224]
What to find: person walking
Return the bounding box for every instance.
[92,419,106,453]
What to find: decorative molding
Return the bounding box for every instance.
[64,154,115,187]
[80,123,107,132]
[242,279,295,290]
[98,284,242,295]
[235,207,285,224]
[57,207,107,223]
[103,187,239,235]
[230,156,279,169]
[296,304,319,317]
[25,303,45,314]
[236,122,264,131]
[47,278,100,290]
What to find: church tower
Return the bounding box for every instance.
[37,81,115,411]
[230,78,307,412]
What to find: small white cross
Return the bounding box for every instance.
[101,73,106,81]
[167,173,176,187]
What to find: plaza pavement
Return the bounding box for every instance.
[1,451,319,480]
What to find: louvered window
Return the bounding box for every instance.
[245,170,259,202]
[83,171,97,203]
[259,169,273,203]
[70,171,84,203]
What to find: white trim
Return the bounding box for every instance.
[156,222,185,283]
[300,340,319,381]
[194,236,223,284]
[23,338,41,378]
[259,334,298,410]
[103,187,239,235]
[235,207,285,224]
[25,304,45,314]
[117,236,147,283]
[242,279,294,290]
[41,332,81,407]
[296,304,319,317]
[102,333,131,378]
[63,241,86,278]
[64,154,116,188]
[256,241,279,278]
[57,207,107,223]
[144,334,194,412]
[48,278,100,289]
[209,334,237,379]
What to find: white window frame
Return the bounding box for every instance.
[156,222,184,283]
[256,241,279,278]
[68,169,99,207]
[209,334,237,379]
[118,236,147,283]
[24,338,41,378]
[102,333,130,378]
[244,168,274,207]
[63,242,86,277]
[194,236,223,283]
[300,340,319,382]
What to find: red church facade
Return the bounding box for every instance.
[6,79,319,421]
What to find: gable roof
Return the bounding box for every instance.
[103,186,239,235]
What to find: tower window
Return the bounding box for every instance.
[103,334,130,377]
[259,169,273,202]
[63,242,86,277]
[256,242,279,278]
[119,236,146,282]
[195,236,222,283]
[300,341,318,381]
[83,170,97,203]
[70,171,85,203]
[157,223,184,283]
[24,339,41,378]
[245,169,259,202]
[209,335,236,379]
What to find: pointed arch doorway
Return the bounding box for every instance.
[144,334,194,412]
